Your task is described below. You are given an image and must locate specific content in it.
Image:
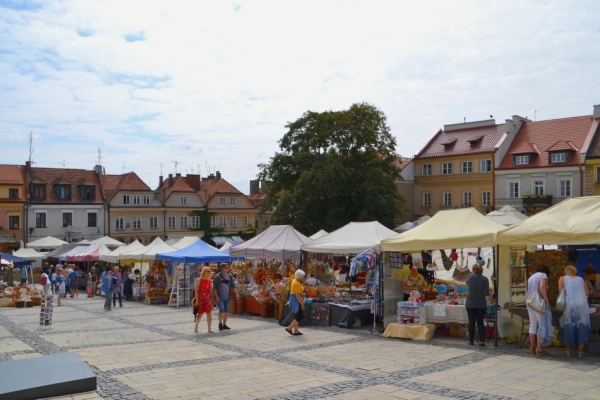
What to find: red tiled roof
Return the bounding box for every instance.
[247,193,267,201]
[0,165,24,184]
[417,124,506,159]
[585,122,600,159]
[28,167,104,204]
[498,115,594,170]
[510,142,538,155]
[100,172,151,202]
[546,140,578,152]
[163,177,196,201]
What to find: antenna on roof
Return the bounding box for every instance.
[97,148,102,165]
[463,117,466,123]
[197,164,200,176]
[160,163,163,176]
[60,160,66,167]
[118,161,126,174]
[28,131,35,165]
[172,160,180,173]
[534,109,543,121]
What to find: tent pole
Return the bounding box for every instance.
[494,245,499,347]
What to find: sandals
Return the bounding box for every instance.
[285,328,294,336]
[293,332,303,336]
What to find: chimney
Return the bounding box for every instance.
[94,165,103,175]
[260,180,267,194]
[216,171,221,180]
[176,173,181,178]
[25,161,31,175]
[186,174,201,191]
[594,104,600,119]
[159,175,163,187]
[250,180,259,194]
[168,173,173,186]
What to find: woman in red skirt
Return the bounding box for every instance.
[192,266,214,333]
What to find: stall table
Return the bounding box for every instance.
[424,303,469,324]
[383,323,436,341]
[329,302,373,328]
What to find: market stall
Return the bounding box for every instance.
[380,208,505,342]
[90,236,126,248]
[26,236,67,250]
[101,240,146,297]
[46,243,90,263]
[13,247,47,283]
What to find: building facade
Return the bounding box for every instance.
[395,157,415,224]
[0,165,25,247]
[583,106,600,196]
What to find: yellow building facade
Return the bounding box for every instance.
[0,165,25,247]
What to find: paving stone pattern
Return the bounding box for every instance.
[1,295,600,399]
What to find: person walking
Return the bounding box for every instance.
[558,265,591,357]
[213,264,238,331]
[527,265,551,356]
[40,269,50,296]
[20,265,27,285]
[465,264,494,346]
[286,269,306,336]
[89,267,97,298]
[112,266,123,308]
[49,266,56,294]
[69,266,79,298]
[192,267,214,333]
[55,268,65,306]
[101,266,114,311]
[123,269,139,300]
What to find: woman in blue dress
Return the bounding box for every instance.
[558,265,591,358]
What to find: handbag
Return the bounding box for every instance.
[113,287,121,294]
[526,275,546,314]
[556,286,566,312]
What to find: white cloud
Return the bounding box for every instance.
[1,0,600,192]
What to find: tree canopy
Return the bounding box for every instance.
[258,102,406,234]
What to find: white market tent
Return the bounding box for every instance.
[230,225,311,260]
[101,240,144,263]
[13,247,46,260]
[172,236,200,249]
[498,205,528,221]
[69,243,111,262]
[381,208,506,253]
[417,215,432,222]
[393,221,413,233]
[119,237,177,261]
[220,241,233,252]
[497,196,600,246]
[26,236,67,249]
[302,221,397,254]
[59,245,90,261]
[309,229,329,240]
[486,211,524,227]
[78,239,91,244]
[91,236,125,248]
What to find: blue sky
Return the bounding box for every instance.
[1,0,600,193]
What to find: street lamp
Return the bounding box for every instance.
[67,225,72,243]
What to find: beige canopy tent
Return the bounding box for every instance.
[498,205,528,221]
[91,236,125,248]
[172,236,200,249]
[119,237,177,262]
[26,236,67,249]
[101,240,144,263]
[393,221,413,233]
[309,229,329,240]
[231,225,311,260]
[13,247,46,260]
[486,211,524,227]
[302,221,397,254]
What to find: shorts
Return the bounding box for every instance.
[527,305,544,335]
[218,298,231,313]
[294,308,304,322]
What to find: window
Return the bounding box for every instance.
[133,195,140,205]
[192,216,200,228]
[533,180,544,196]
[422,164,431,176]
[62,213,72,227]
[559,179,572,198]
[220,197,226,206]
[115,217,124,230]
[219,216,227,227]
[442,163,452,175]
[168,216,176,229]
[87,213,97,227]
[509,182,520,198]
[79,186,95,200]
[31,184,46,199]
[143,195,150,205]
[463,192,472,206]
[56,185,71,199]
[482,191,491,206]
[423,193,431,206]
[230,197,236,206]
[443,193,452,206]
[8,216,19,230]
[133,216,141,229]
[210,216,217,228]
[242,216,249,227]
[462,161,472,174]
[181,196,187,206]
[123,195,130,205]
[150,216,158,229]
[230,216,237,227]
[8,188,18,198]
[515,155,529,165]
[480,160,492,173]
[35,212,46,228]
[551,153,566,163]
[597,167,600,184]
[181,216,188,228]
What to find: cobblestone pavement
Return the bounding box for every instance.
[1,294,600,400]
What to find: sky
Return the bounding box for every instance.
[1,0,600,193]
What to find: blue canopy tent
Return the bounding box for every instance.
[156,240,232,307]
[1,252,33,286]
[0,252,31,266]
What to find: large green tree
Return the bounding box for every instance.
[258,102,406,234]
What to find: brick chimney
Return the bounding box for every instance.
[25,161,31,175]
[185,174,201,191]
[176,173,181,178]
[216,171,221,180]
[594,104,600,119]
[168,173,173,186]
[159,175,163,187]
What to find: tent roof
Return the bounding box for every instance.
[101,240,144,263]
[59,245,90,261]
[172,236,200,249]
[498,205,528,221]
[91,236,125,247]
[301,221,397,254]
[393,222,414,232]
[417,215,432,221]
[119,237,177,261]
[13,248,46,259]
[309,230,329,240]
[497,196,600,246]
[156,239,231,263]
[46,243,89,261]
[26,236,67,249]
[231,225,311,260]
[78,239,91,244]
[0,252,31,266]
[381,208,506,252]
[69,243,111,262]
[213,237,232,246]
[485,211,523,226]
[220,241,233,252]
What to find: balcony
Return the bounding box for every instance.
[496,195,565,214]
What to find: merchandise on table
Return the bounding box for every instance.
[397,301,426,325]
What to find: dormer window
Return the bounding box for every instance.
[55,185,71,199]
[31,184,46,199]
[79,185,95,200]
[515,155,530,165]
[550,152,568,163]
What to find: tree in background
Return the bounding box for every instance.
[258,102,406,234]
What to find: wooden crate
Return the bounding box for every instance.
[146,297,163,305]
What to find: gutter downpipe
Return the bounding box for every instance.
[492,151,496,211]
[579,161,584,196]
[24,202,29,244]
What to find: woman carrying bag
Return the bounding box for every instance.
[526,265,551,356]
[558,265,591,357]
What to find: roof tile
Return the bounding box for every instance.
[417,123,506,159]
[28,167,103,204]
[0,165,24,184]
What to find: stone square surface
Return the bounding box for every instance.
[0,337,33,352]
[44,327,170,347]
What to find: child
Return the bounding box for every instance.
[87,272,93,298]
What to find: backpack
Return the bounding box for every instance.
[40,275,48,286]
